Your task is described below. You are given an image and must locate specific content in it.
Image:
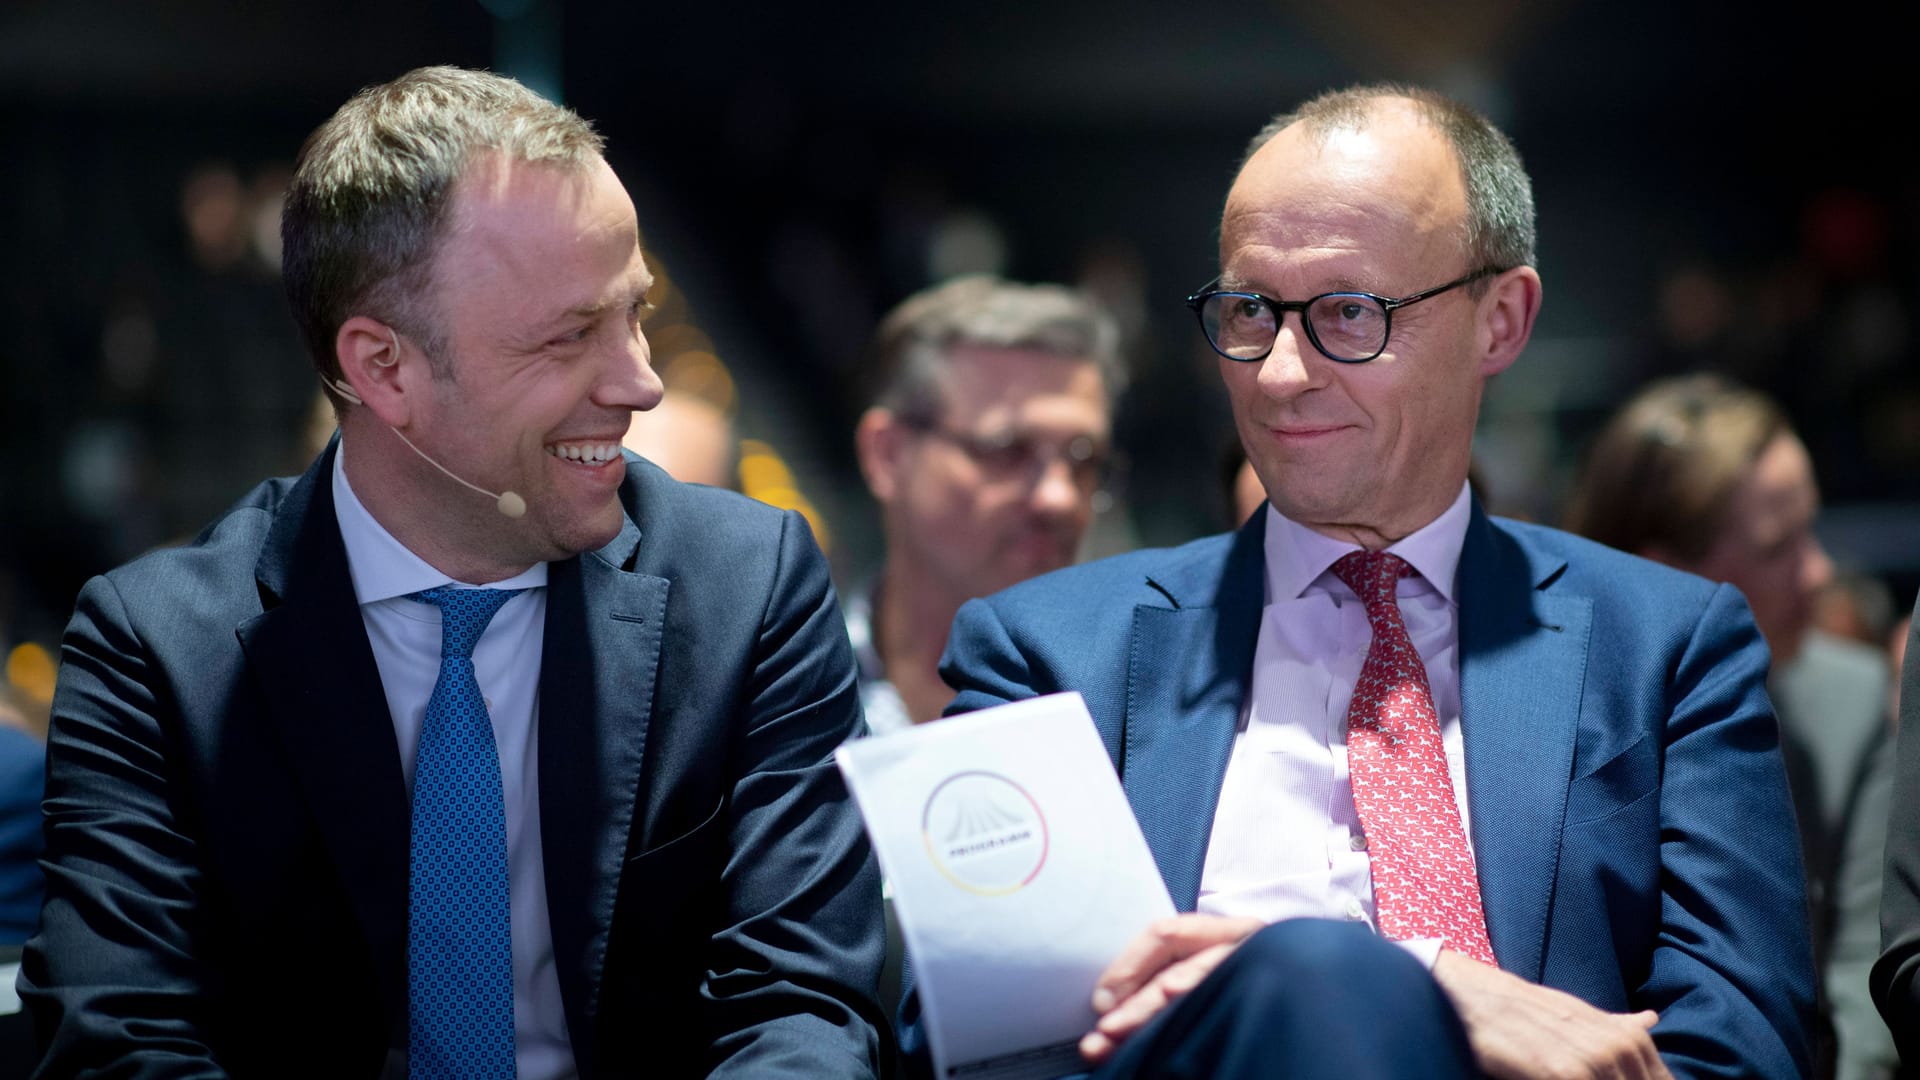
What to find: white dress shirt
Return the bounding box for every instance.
[332,444,575,1080]
[1196,483,1475,967]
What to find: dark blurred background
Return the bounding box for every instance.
[5,0,1919,715]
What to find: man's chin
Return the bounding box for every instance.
[534,501,628,561]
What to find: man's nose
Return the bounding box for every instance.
[1802,535,1834,596]
[1255,318,1318,401]
[598,326,665,412]
[1028,453,1087,518]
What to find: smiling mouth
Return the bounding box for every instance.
[547,442,622,465]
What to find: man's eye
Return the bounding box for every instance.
[631,298,656,324]
[977,444,1030,471]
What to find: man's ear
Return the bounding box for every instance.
[1477,266,1543,378]
[334,315,413,426]
[855,408,907,503]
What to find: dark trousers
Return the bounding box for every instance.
[1090,918,1480,1080]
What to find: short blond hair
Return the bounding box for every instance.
[281,66,604,404]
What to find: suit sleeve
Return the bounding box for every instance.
[20,574,228,1078]
[1872,603,1920,1064]
[702,510,889,1078]
[1642,583,1816,1079]
[939,597,1042,718]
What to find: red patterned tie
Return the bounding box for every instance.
[1331,550,1496,965]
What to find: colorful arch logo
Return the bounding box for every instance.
[921,770,1050,896]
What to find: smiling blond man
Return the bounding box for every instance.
[24,67,884,1077]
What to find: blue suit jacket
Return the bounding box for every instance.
[935,507,1814,1078]
[23,446,886,1078]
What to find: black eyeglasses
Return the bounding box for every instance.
[1185,267,1503,364]
[901,417,1113,495]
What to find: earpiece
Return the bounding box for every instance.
[322,325,529,519]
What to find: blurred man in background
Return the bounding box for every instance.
[621,389,737,490]
[1566,373,1896,1080]
[1876,608,1920,1068]
[851,275,1123,732]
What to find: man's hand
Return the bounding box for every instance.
[1079,913,1265,1064]
[1432,948,1673,1080]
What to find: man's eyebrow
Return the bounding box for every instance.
[560,276,655,320]
[1220,274,1377,296]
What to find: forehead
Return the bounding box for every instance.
[931,344,1108,418]
[1221,102,1468,285]
[434,154,649,304]
[1731,435,1819,525]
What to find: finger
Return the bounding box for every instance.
[1625,1008,1659,1029]
[1079,1029,1117,1065]
[1091,919,1186,1013]
[1095,944,1236,1040]
[1082,945,1232,1065]
[1091,916,1259,1011]
[1605,1018,1663,1080]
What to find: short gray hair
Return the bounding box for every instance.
[866,275,1126,418]
[1242,84,1536,282]
[282,65,605,404]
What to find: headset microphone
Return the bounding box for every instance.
[386,425,528,519]
[325,331,528,519]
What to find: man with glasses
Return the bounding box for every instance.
[915,86,1812,1078]
[851,275,1122,733]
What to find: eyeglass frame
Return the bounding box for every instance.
[1184,266,1506,365]
[896,414,1115,495]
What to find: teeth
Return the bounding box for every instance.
[548,443,619,464]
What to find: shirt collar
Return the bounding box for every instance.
[1261,481,1473,604]
[331,437,549,605]
[842,581,888,685]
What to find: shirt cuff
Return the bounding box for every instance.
[1394,936,1444,970]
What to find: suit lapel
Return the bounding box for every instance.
[537,513,667,1068]
[235,445,411,1034]
[1457,509,1590,981]
[1122,515,1267,911]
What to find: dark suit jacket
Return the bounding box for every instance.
[926,507,1813,1078]
[0,725,45,945]
[1873,602,1920,1068]
[22,447,887,1078]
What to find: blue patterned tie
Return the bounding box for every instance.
[407,586,524,1080]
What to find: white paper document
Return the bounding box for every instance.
[836,692,1175,1080]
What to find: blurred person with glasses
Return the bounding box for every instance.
[906,85,1812,1079]
[852,275,1123,733]
[1567,374,1895,1080]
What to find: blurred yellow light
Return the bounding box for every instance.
[7,642,57,705]
[744,485,832,553]
[648,323,715,362]
[661,350,737,414]
[641,251,672,306]
[737,442,795,491]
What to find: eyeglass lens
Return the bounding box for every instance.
[1202,292,1390,362]
[932,427,1109,491]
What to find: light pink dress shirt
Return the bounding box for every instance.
[1195,483,1476,967]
